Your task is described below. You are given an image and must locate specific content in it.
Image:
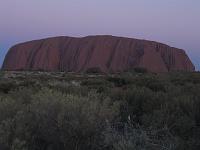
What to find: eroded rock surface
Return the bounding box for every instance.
[2,35,195,72]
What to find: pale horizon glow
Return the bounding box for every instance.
[0,0,199,70]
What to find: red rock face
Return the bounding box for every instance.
[2,35,195,72]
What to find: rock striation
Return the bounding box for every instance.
[2,35,195,73]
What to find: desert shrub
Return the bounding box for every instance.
[85,67,103,74]
[133,67,148,73]
[123,87,164,122]
[169,72,200,86]
[132,75,167,92]
[0,88,120,150]
[107,77,129,87]
[0,71,200,149]
[0,79,18,93]
[104,123,177,150]
[18,78,41,89]
[11,139,27,150]
[109,82,200,149]
[141,95,200,149]
[81,78,108,86]
[81,78,112,93]
[48,80,87,95]
[0,72,5,78]
[123,67,148,76]
[111,85,163,113]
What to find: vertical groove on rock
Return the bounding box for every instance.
[127,40,138,68]
[70,39,82,71]
[106,39,121,69]
[80,43,95,71]
[27,40,45,69]
[59,37,71,71]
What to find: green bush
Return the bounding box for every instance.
[0,88,119,150]
[85,67,103,74]
[0,71,200,149]
[133,67,148,73]
[107,77,129,87]
[0,79,17,93]
[104,123,177,150]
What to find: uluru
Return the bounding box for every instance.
[2,35,195,73]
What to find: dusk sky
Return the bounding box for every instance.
[0,0,200,70]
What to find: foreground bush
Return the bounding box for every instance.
[85,67,103,74]
[0,88,119,150]
[104,123,178,150]
[0,71,200,150]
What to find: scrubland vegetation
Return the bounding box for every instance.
[0,70,199,150]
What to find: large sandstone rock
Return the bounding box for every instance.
[2,35,195,72]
